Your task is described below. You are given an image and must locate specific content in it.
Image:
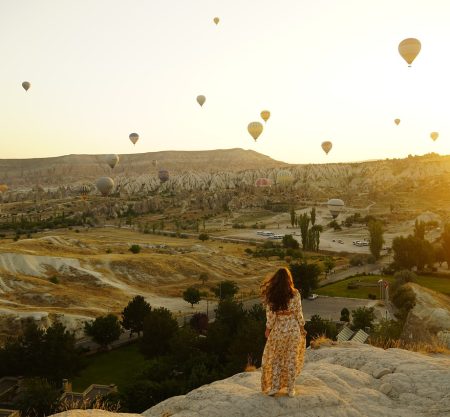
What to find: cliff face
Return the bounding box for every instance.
[51,343,450,417]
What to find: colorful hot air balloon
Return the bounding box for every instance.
[105,154,119,169]
[213,17,220,25]
[327,198,344,218]
[260,110,270,123]
[22,81,31,91]
[248,122,263,141]
[79,184,91,200]
[321,141,332,155]
[197,95,206,107]
[398,38,421,67]
[129,133,139,145]
[96,177,114,196]
[158,169,169,183]
[430,132,439,141]
[394,119,401,126]
[255,178,272,187]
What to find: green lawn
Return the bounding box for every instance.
[72,342,148,392]
[317,274,450,299]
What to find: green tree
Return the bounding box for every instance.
[282,234,299,249]
[391,270,417,293]
[289,262,320,299]
[290,206,296,227]
[141,307,178,357]
[189,312,209,334]
[199,272,209,286]
[121,295,152,337]
[183,286,201,307]
[391,285,416,321]
[16,378,60,417]
[304,314,337,342]
[340,308,350,322]
[211,280,239,300]
[298,213,310,249]
[129,244,141,254]
[434,244,446,267]
[351,306,375,330]
[392,235,417,270]
[368,220,384,259]
[311,224,323,251]
[323,257,335,277]
[310,207,316,226]
[414,219,426,240]
[84,314,122,349]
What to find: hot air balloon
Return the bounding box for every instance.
[158,169,169,183]
[96,177,114,196]
[260,110,270,123]
[255,178,272,187]
[22,81,31,91]
[398,38,421,67]
[197,95,206,107]
[394,119,401,126]
[213,17,220,25]
[430,132,439,141]
[79,184,91,200]
[327,198,344,219]
[129,133,139,145]
[105,154,119,169]
[248,122,263,141]
[321,141,332,155]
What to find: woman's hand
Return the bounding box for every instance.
[265,328,271,338]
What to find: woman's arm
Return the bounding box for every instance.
[265,304,276,338]
[294,291,305,327]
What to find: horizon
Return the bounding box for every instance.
[1,1,449,164]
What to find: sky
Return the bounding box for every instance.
[1,0,449,164]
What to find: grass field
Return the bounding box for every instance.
[72,343,148,392]
[316,274,450,299]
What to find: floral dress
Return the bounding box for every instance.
[261,290,306,394]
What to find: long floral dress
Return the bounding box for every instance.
[261,290,306,394]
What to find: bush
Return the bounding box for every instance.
[340,308,350,322]
[282,234,299,249]
[49,276,59,284]
[129,244,141,254]
[350,254,365,266]
[198,233,209,241]
[106,248,112,254]
[368,293,377,300]
[351,306,375,330]
[244,248,253,254]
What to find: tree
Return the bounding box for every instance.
[298,213,310,249]
[368,220,384,259]
[282,234,299,249]
[391,285,416,321]
[289,262,320,299]
[142,307,178,357]
[198,233,209,241]
[440,223,450,268]
[290,206,296,227]
[391,270,417,293]
[84,314,122,349]
[190,313,209,334]
[304,314,337,342]
[211,280,239,300]
[183,286,201,307]
[351,307,375,330]
[434,244,446,267]
[16,378,60,417]
[414,219,426,240]
[129,244,141,254]
[199,272,209,286]
[310,225,323,251]
[121,295,152,337]
[310,207,316,226]
[323,257,335,277]
[340,308,350,322]
[392,235,434,271]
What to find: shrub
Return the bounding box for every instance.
[198,233,209,241]
[340,308,350,322]
[349,254,365,266]
[49,276,59,284]
[368,293,377,300]
[244,248,253,254]
[106,248,112,254]
[129,244,141,254]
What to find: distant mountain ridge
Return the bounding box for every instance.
[0,148,287,187]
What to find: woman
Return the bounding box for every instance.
[261,267,306,397]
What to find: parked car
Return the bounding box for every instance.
[308,294,318,300]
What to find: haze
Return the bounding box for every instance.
[1,0,449,163]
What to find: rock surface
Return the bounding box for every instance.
[143,343,450,417]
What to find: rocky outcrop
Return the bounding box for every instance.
[144,343,450,417]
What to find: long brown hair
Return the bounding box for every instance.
[261,267,296,312]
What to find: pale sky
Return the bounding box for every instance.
[1,0,449,164]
